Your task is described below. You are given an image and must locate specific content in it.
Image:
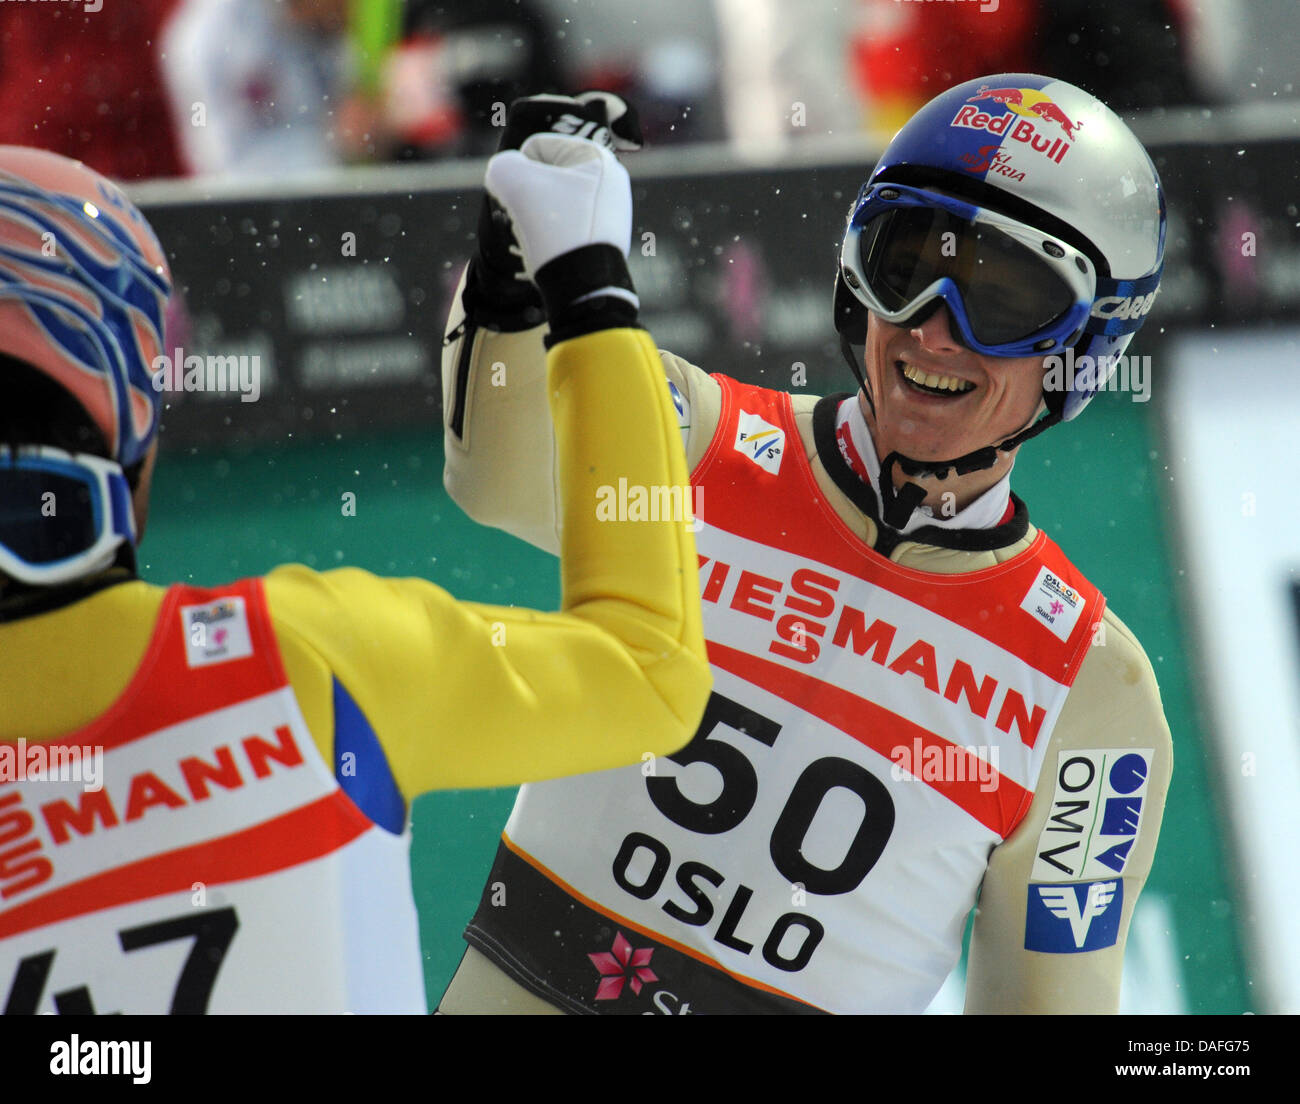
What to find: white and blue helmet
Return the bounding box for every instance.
[834,73,1166,424]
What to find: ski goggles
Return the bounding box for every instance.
[840,182,1097,358]
[0,446,135,586]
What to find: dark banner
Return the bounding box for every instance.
[138,137,1300,452]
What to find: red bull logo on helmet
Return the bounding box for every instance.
[952,86,1083,164]
[966,86,1084,140]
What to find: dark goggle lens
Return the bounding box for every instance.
[0,470,98,563]
[857,206,1077,345]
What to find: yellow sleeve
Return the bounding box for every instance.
[441,266,562,555]
[442,267,722,553]
[964,608,1173,1013]
[266,327,710,798]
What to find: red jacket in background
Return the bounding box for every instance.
[851,0,1039,129]
[0,1,184,181]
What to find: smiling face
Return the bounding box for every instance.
[861,302,1047,476]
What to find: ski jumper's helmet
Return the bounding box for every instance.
[0,146,171,585]
[833,73,1165,520]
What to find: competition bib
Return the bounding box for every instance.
[0,580,423,1014]
[468,379,1103,1014]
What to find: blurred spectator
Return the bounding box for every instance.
[378,0,766,154]
[384,0,565,159]
[713,0,859,145]
[160,0,354,177]
[574,39,717,146]
[850,0,1040,134]
[0,1,185,181]
[849,0,1208,134]
[522,0,733,146]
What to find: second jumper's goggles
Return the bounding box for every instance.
[0,446,136,587]
[840,182,1097,358]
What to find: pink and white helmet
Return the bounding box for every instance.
[0,146,172,467]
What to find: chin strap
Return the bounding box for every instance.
[876,455,929,530]
[874,410,1063,530]
[838,333,1065,531]
[839,331,874,418]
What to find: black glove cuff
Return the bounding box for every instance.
[543,297,641,348]
[534,244,635,316]
[535,245,640,347]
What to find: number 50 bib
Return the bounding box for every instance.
[467,379,1102,1014]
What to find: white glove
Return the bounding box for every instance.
[483,133,633,281]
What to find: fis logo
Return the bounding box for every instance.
[1024,880,1123,952]
[734,411,785,475]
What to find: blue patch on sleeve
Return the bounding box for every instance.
[1024,880,1123,953]
[1100,796,1142,836]
[668,380,686,420]
[332,677,406,834]
[1108,753,1148,793]
[1094,839,1135,874]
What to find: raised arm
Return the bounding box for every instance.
[441,94,722,556]
[441,267,560,552]
[268,134,711,794]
